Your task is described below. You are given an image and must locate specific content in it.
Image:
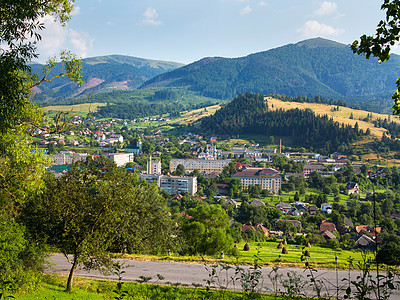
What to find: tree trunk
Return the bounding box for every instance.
[66,257,78,292]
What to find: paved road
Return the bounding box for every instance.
[47,254,400,299]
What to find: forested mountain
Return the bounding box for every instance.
[30,55,184,104]
[141,38,400,111]
[199,93,365,153]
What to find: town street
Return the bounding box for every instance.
[47,254,400,299]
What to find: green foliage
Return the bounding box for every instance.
[22,158,173,291]
[351,0,400,114]
[181,205,233,255]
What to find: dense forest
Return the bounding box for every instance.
[199,92,366,153]
[98,101,186,119]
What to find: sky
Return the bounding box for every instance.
[35,0,389,64]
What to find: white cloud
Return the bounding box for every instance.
[35,15,93,60]
[297,20,344,37]
[259,1,268,7]
[141,7,162,26]
[314,1,337,16]
[71,6,81,16]
[107,21,115,26]
[240,5,252,15]
[69,31,93,58]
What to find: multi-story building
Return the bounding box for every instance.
[303,164,325,175]
[51,151,88,165]
[231,167,281,194]
[159,175,197,196]
[169,158,230,174]
[146,156,162,175]
[104,153,134,167]
[139,174,197,196]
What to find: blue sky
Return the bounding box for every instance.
[36,0,388,64]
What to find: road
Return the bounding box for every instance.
[47,254,400,299]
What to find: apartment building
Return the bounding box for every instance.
[231,167,281,194]
[169,158,230,174]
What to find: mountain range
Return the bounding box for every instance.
[141,38,400,105]
[31,55,184,103]
[33,38,400,112]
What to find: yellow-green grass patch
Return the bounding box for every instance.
[42,102,107,116]
[266,97,398,138]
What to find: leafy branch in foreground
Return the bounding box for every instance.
[351,0,400,114]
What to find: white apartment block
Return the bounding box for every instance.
[170,158,230,174]
[232,167,281,194]
[51,151,88,165]
[104,153,134,167]
[139,174,197,196]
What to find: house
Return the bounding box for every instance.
[391,213,400,220]
[275,219,302,230]
[275,201,292,214]
[290,208,302,216]
[331,152,347,160]
[250,199,265,207]
[215,183,229,195]
[354,234,376,249]
[295,202,307,212]
[320,220,336,232]
[346,182,359,194]
[320,230,336,240]
[355,225,381,236]
[242,224,256,233]
[320,203,332,214]
[344,217,354,228]
[308,205,317,215]
[171,194,183,200]
[256,224,269,237]
[224,199,240,209]
[337,225,350,235]
[242,224,269,237]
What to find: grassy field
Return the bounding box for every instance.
[123,240,367,270]
[175,105,221,125]
[266,97,398,139]
[42,102,107,118]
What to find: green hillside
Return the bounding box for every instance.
[140,38,399,112]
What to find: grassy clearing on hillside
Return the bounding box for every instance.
[42,103,107,117]
[175,105,221,125]
[266,97,398,138]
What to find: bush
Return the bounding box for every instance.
[243,243,250,251]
